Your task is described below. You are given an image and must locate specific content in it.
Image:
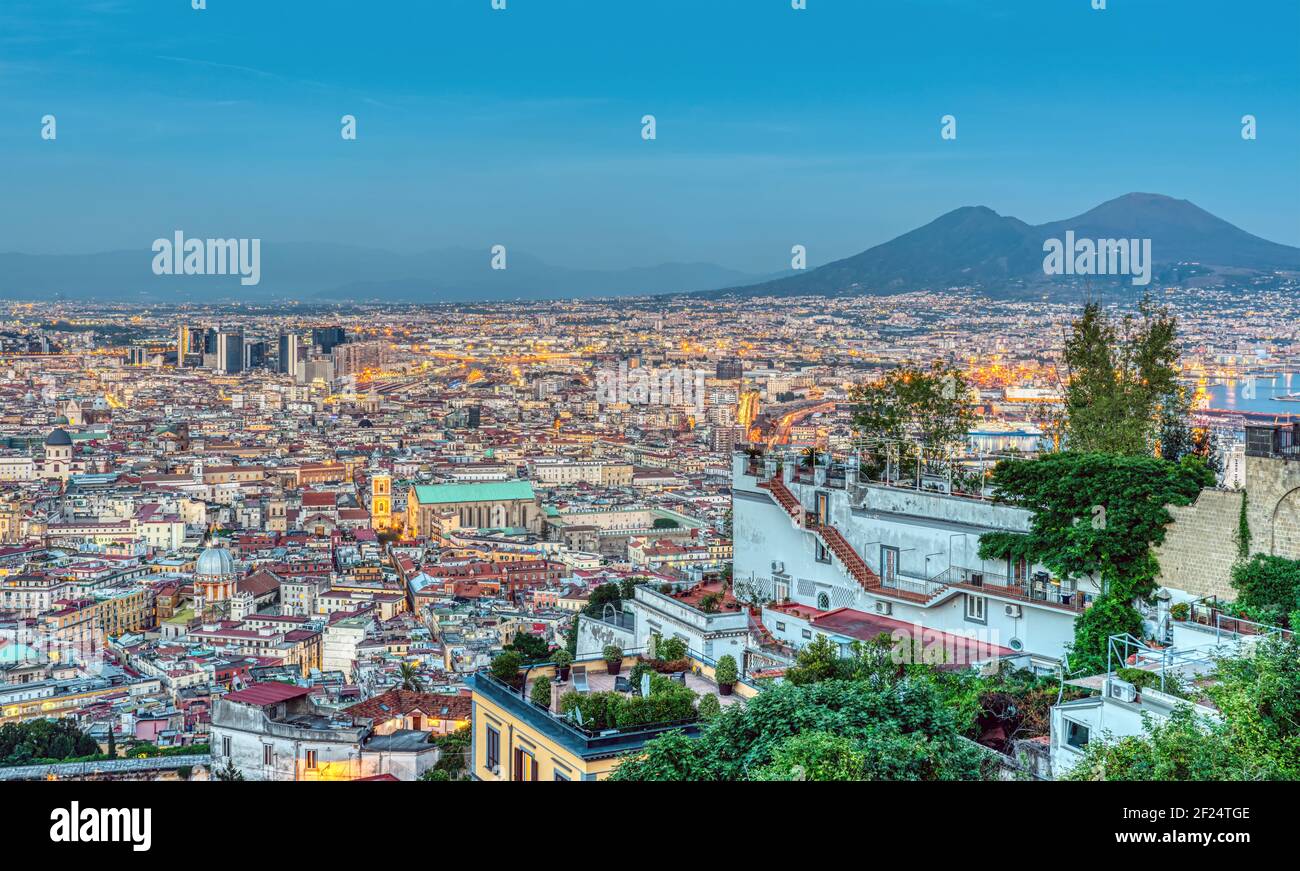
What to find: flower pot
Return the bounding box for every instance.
[718,683,734,696]
[557,666,571,682]
[606,660,622,676]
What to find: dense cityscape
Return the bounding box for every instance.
[1,279,1297,787]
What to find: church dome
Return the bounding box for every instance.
[45,428,73,447]
[195,544,235,577]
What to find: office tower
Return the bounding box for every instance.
[279,333,301,376]
[244,341,267,370]
[176,325,195,367]
[217,328,244,375]
[312,326,346,354]
[716,359,744,381]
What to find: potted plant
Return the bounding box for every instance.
[552,649,573,681]
[603,644,624,676]
[715,654,738,696]
[530,675,553,710]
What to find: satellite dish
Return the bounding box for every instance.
[640,672,651,697]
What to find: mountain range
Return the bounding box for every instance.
[1,194,1296,303]
[700,193,1300,299]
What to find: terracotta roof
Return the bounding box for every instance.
[342,688,471,723]
[222,682,312,706]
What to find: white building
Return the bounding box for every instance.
[731,452,1099,669]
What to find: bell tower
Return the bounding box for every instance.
[371,472,392,530]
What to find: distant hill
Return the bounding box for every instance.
[0,243,764,303]
[699,193,1300,299]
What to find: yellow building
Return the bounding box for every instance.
[370,472,392,530]
[468,654,755,781]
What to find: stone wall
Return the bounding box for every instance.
[1152,490,1243,600]
[1154,453,1300,601]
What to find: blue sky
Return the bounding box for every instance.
[2,0,1297,272]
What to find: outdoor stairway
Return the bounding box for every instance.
[759,476,932,603]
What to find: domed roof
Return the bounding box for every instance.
[195,544,235,577]
[45,428,73,447]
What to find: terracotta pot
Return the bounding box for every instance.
[606,660,622,676]
[719,683,734,696]
[557,666,571,681]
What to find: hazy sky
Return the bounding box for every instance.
[2,0,1297,273]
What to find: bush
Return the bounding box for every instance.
[602,644,623,664]
[657,636,687,662]
[490,651,524,686]
[715,654,738,686]
[552,649,572,668]
[530,676,553,708]
[697,694,722,720]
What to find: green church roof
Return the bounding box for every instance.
[413,480,535,505]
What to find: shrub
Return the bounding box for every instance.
[530,676,553,708]
[490,651,524,686]
[697,694,722,720]
[715,654,738,686]
[1170,602,1190,622]
[552,649,573,668]
[658,636,687,662]
[602,644,623,664]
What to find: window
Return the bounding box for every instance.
[513,748,539,781]
[485,726,500,771]
[554,769,570,782]
[775,621,786,632]
[816,592,830,610]
[815,540,831,564]
[801,629,812,640]
[880,546,899,585]
[965,594,986,623]
[305,749,318,770]
[1065,720,1090,750]
[262,744,272,766]
[221,737,231,758]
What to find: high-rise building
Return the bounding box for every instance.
[217,328,244,375]
[716,359,744,381]
[244,341,267,370]
[278,333,301,376]
[312,326,346,355]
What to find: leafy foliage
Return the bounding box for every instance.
[1230,554,1300,630]
[1062,298,1179,455]
[530,675,553,708]
[851,361,975,473]
[1066,637,1300,780]
[977,451,1212,673]
[504,630,552,664]
[0,719,100,766]
[610,677,991,782]
[559,673,698,731]
[489,650,524,687]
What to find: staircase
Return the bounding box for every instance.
[759,478,885,595]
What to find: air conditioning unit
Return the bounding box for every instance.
[771,561,785,574]
[1108,679,1138,703]
[873,600,891,616]
[1003,604,1022,618]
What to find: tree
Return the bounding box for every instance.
[1230,554,1300,629]
[1061,298,1179,455]
[213,759,245,781]
[489,651,524,687]
[1157,386,1222,475]
[1066,636,1300,780]
[610,678,990,782]
[504,630,551,663]
[753,731,869,781]
[977,451,1213,674]
[397,661,424,693]
[784,634,841,685]
[851,361,974,475]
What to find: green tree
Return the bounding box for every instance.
[1230,554,1300,629]
[397,661,424,693]
[504,630,552,663]
[753,731,870,781]
[489,650,524,687]
[851,361,974,475]
[977,451,1212,673]
[1061,298,1179,455]
[784,634,843,685]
